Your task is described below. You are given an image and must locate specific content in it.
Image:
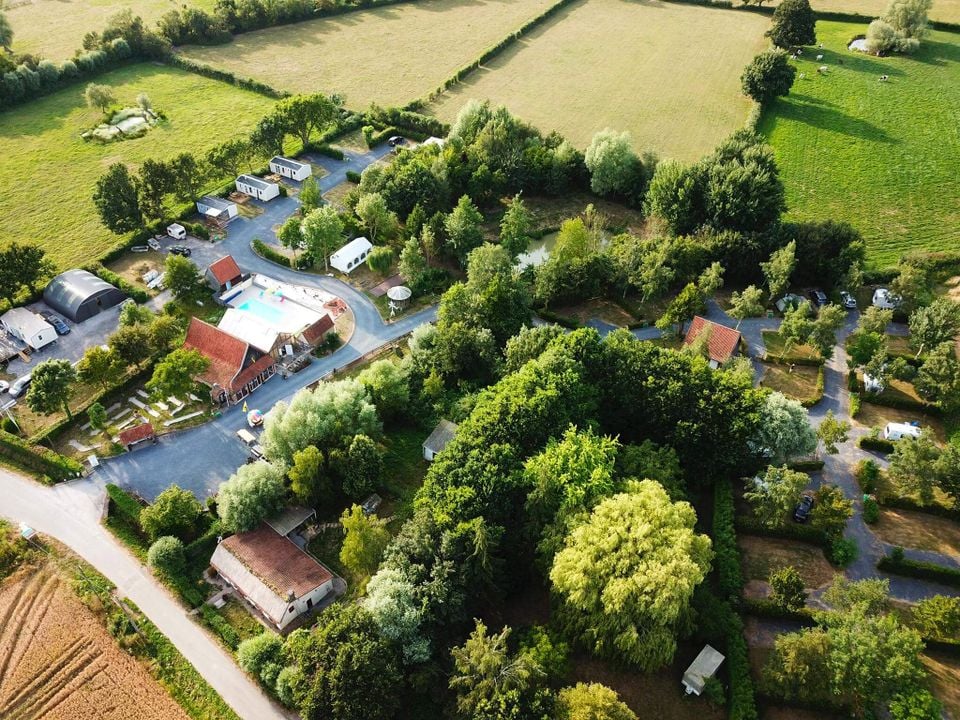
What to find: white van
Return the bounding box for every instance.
[883,422,921,441]
[872,288,900,310]
[167,223,187,240]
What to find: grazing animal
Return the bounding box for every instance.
[816,54,824,60]
[818,65,828,74]
[879,74,889,81]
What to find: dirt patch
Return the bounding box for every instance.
[738,535,838,591]
[759,363,821,405]
[105,252,165,297]
[874,508,960,559]
[553,298,636,327]
[924,650,960,719]
[0,564,190,720]
[322,181,356,212]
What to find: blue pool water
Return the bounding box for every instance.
[236,299,285,325]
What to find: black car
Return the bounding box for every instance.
[39,310,70,335]
[387,136,406,147]
[808,289,828,308]
[169,245,192,257]
[793,494,815,523]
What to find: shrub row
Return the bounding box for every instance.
[0,429,84,480]
[878,555,960,588]
[106,483,145,527]
[735,516,830,548]
[252,238,291,267]
[84,262,150,303]
[367,105,448,139]
[723,603,758,720]
[881,495,960,521]
[364,125,400,148]
[346,170,362,183]
[858,436,895,454]
[200,605,241,649]
[761,353,824,367]
[787,459,824,472]
[713,480,743,602]
[165,55,288,98]
[740,597,815,624]
[304,143,345,160]
[861,391,940,414]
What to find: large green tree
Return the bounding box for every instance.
[288,445,328,506]
[584,128,643,199]
[744,465,809,528]
[915,341,960,409]
[499,194,533,258]
[139,485,201,541]
[25,359,78,420]
[752,391,817,464]
[109,323,153,369]
[217,461,286,533]
[357,359,409,423]
[768,0,817,47]
[741,49,797,104]
[909,298,960,355]
[355,192,397,243]
[165,254,206,300]
[444,194,485,262]
[146,348,209,398]
[550,479,712,670]
[300,205,344,271]
[94,163,143,234]
[275,93,340,147]
[556,683,637,720]
[339,504,391,578]
[761,240,796,302]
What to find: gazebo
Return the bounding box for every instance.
[386,285,412,317]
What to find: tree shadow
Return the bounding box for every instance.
[775,96,897,143]
[906,37,960,66]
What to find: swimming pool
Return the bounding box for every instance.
[236,299,285,325]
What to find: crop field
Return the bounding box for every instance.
[427,0,769,161]
[0,63,275,270]
[179,0,558,108]
[6,0,217,62]
[759,21,960,269]
[0,565,191,719]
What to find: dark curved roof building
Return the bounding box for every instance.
[43,269,126,322]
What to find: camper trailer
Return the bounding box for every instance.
[167,223,187,240]
[883,422,922,441]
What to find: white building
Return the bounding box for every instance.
[423,419,458,461]
[269,156,312,181]
[329,237,373,274]
[197,195,238,223]
[210,524,335,631]
[682,645,725,696]
[1,307,56,350]
[236,174,280,202]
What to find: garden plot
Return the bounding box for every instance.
[0,564,190,720]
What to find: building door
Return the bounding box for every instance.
[306,598,313,609]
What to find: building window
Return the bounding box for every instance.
[289,606,295,613]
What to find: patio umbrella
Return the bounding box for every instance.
[247,409,264,426]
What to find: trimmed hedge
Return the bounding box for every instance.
[346,170,362,183]
[165,55,288,98]
[859,436,895,454]
[861,390,940,415]
[881,495,960,521]
[878,555,960,588]
[200,605,240,649]
[535,308,583,329]
[0,429,83,480]
[714,480,743,601]
[106,483,145,527]
[741,597,815,624]
[735,516,830,548]
[307,144,345,160]
[787,459,824,472]
[367,105,448,138]
[251,238,291,267]
[84,262,150,303]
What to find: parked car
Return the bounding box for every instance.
[808,289,828,308]
[0,380,9,394]
[169,245,192,257]
[839,291,857,309]
[39,311,70,336]
[9,374,31,398]
[793,494,815,523]
[387,136,406,147]
[872,288,900,310]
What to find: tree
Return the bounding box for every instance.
[704,130,786,232]
[761,240,796,301]
[356,192,397,243]
[74,346,120,391]
[769,566,806,611]
[847,330,886,367]
[147,536,186,575]
[206,138,253,179]
[88,402,107,431]
[136,92,151,111]
[169,152,206,202]
[644,160,706,235]
[810,484,853,538]
[146,348,209,399]
[137,158,175,220]
[300,205,343,271]
[887,429,943,505]
[250,112,285,157]
[237,632,283,687]
[344,434,382,499]
[728,285,766,328]
[274,93,339,147]
[139,484,201,541]
[0,11,13,52]
[779,301,814,360]
[93,163,143,233]
[869,0,933,52]
[299,176,321,214]
[84,82,116,112]
[119,301,154,327]
[550,479,712,670]
[398,236,428,289]
[1,243,54,296]
[744,465,809,528]
[909,297,960,355]
[585,128,642,198]
[860,306,893,336]
[556,683,637,720]
[357,359,409,422]
[444,194,485,262]
[915,341,960,409]
[25,359,77,420]
[339,504,391,578]
[504,324,564,374]
[109,323,152,369]
[499,194,533,257]
[655,282,704,337]
[741,49,797,104]
[768,0,816,47]
[889,689,943,720]
[817,410,850,454]
[276,216,303,261]
[363,567,431,665]
[217,461,286,533]
[891,263,932,314]
[752,392,817,463]
[149,314,182,353]
[808,304,846,359]
[165,254,206,300]
[911,595,960,641]
[288,445,328,506]
[366,246,394,276]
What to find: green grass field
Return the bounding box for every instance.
[0,63,275,269]
[179,0,558,108]
[759,21,960,269]
[767,0,960,25]
[427,0,769,160]
[6,0,217,62]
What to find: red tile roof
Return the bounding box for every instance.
[301,314,334,345]
[683,316,742,364]
[207,255,242,286]
[232,354,276,391]
[119,422,155,446]
[184,317,253,392]
[220,525,333,597]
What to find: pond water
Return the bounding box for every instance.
[516,232,558,269]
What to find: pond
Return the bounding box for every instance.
[515,232,558,269]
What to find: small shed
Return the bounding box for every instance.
[423,419,458,461]
[118,422,156,451]
[236,174,280,202]
[682,644,725,695]
[1,308,55,350]
[329,237,373,274]
[269,156,312,181]
[266,506,316,537]
[197,195,238,223]
[206,255,244,293]
[43,269,126,322]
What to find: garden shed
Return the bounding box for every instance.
[269,156,312,181]
[329,237,373,274]
[43,269,126,322]
[682,644,724,695]
[423,419,458,461]
[236,174,280,202]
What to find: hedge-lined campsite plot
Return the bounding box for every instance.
[0,565,191,720]
[427,0,769,160]
[0,63,275,269]
[760,21,960,269]
[179,0,558,108]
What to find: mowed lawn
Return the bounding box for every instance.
[0,64,275,269]
[427,0,769,160]
[7,0,217,62]
[180,0,558,108]
[759,21,960,269]
[766,0,960,25]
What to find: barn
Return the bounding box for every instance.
[269,156,312,181]
[43,269,126,322]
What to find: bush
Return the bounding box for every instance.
[346,170,362,184]
[200,605,240,650]
[0,429,84,480]
[106,483,145,528]
[787,459,824,472]
[859,436,895,453]
[741,49,797,104]
[850,392,861,417]
[713,480,743,601]
[878,554,960,588]
[366,246,394,275]
[308,144,344,160]
[84,263,150,303]
[741,597,815,622]
[891,545,905,562]
[1,417,20,435]
[863,496,880,524]
[735,516,830,548]
[236,631,283,687]
[881,495,960,521]
[252,238,291,267]
[147,536,186,575]
[828,537,858,567]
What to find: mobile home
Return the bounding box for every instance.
[269,157,312,181]
[236,175,280,202]
[1,308,56,350]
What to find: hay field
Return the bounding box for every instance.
[0,63,275,269]
[759,21,960,269]
[179,0,558,108]
[427,0,770,161]
[0,565,191,720]
[6,0,217,62]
